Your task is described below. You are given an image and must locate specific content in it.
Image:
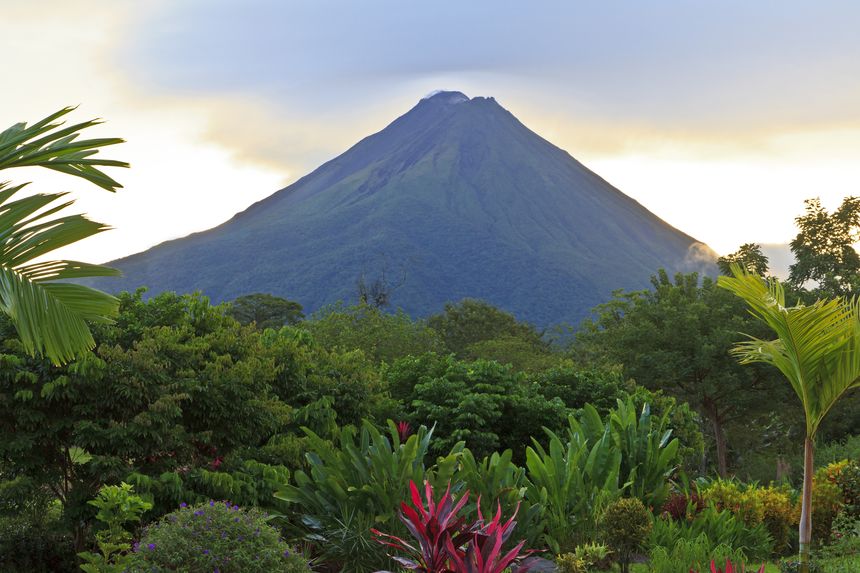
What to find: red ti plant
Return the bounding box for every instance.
[396,421,413,442]
[690,559,766,573]
[371,480,473,572]
[372,480,542,573]
[446,502,539,573]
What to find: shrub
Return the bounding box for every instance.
[554,553,588,573]
[649,505,773,561]
[816,435,860,468]
[835,460,860,517]
[806,465,845,545]
[574,542,613,570]
[650,536,745,573]
[127,501,308,573]
[778,558,822,573]
[819,512,860,559]
[78,483,152,573]
[702,479,794,555]
[600,497,652,573]
[0,511,76,573]
[662,489,705,521]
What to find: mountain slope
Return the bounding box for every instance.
[89,91,715,325]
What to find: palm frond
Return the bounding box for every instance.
[718,264,860,437]
[0,106,128,365]
[0,107,128,191]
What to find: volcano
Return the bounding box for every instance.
[89,91,716,325]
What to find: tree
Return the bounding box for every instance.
[428,299,547,358]
[789,196,860,297]
[0,107,127,364]
[387,353,568,460]
[576,270,789,477]
[228,293,304,330]
[305,303,442,364]
[718,243,770,276]
[719,265,860,571]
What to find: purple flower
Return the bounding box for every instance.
[133,542,140,553]
[283,549,291,557]
[147,543,156,551]
[194,509,205,516]
[202,549,209,555]
[210,500,216,507]
[231,505,238,511]
[180,502,187,508]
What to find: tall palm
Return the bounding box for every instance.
[0,107,127,365]
[718,264,860,571]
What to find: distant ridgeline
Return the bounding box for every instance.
[84,91,716,326]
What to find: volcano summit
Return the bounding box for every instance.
[90,91,715,325]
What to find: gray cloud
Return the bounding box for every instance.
[123,0,860,125]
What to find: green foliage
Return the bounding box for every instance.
[275,420,461,572]
[834,460,860,517]
[532,365,626,413]
[455,448,542,546]
[649,536,746,573]
[577,269,791,476]
[818,512,860,559]
[523,399,681,553]
[600,497,652,573]
[816,435,860,468]
[391,353,568,460]
[427,299,547,358]
[306,302,442,363]
[778,558,823,573]
[78,483,152,573]
[609,399,680,509]
[554,553,588,573]
[0,292,359,543]
[127,501,309,573]
[0,509,76,573]
[701,479,796,556]
[263,324,392,428]
[574,542,613,571]
[718,243,770,276]
[649,505,774,561]
[0,107,128,365]
[228,293,304,330]
[789,196,860,297]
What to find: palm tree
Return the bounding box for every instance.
[718,264,860,572]
[0,107,128,365]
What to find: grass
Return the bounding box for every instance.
[620,555,860,572]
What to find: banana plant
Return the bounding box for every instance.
[523,421,620,553]
[610,399,680,509]
[0,107,127,365]
[457,449,543,548]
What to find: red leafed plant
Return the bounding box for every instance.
[446,502,539,573]
[371,480,542,573]
[689,559,766,573]
[396,421,413,442]
[371,480,473,572]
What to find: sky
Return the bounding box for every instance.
[4,0,860,264]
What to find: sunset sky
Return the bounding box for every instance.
[5,0,860,264]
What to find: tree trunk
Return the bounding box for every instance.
[799,436,814,573]
[704,399,729,477]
